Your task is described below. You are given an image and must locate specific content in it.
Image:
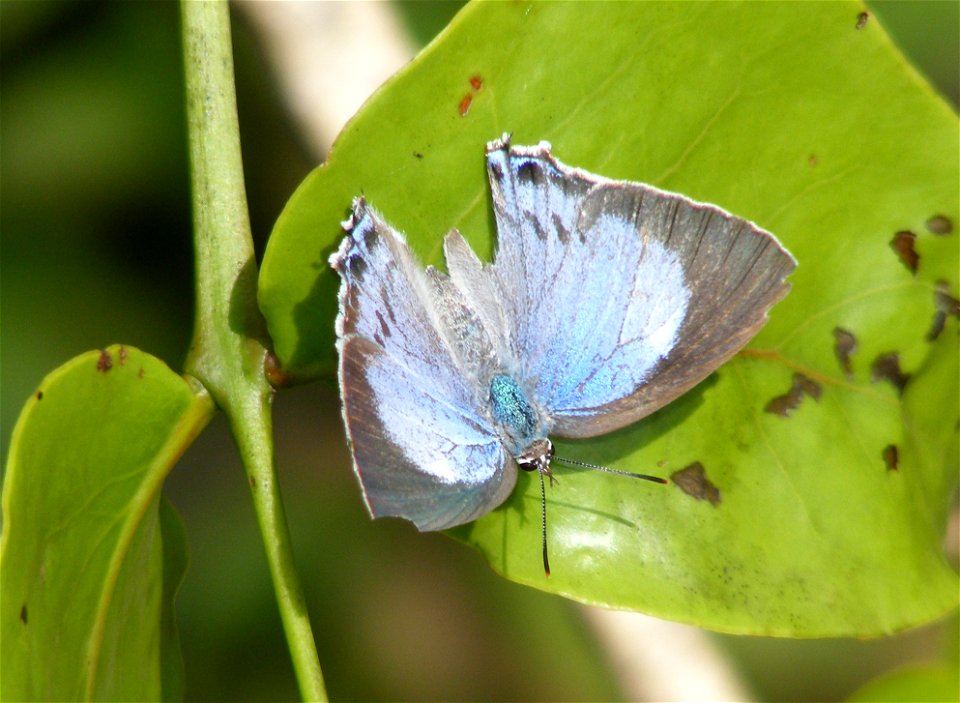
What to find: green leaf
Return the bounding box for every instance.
[1,345,213,701]
[847,665,960,702]
[259,1,958,635]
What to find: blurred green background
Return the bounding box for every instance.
[2,1,957,700]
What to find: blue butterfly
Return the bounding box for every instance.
[331,134,795,574]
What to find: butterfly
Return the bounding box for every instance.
[330,134,796,575]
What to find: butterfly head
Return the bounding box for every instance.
[516,437,554,475]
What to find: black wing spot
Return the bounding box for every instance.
[552,212,571,244]
[375,310,392,339]
[517,160,544,186]
[526,211,548,240]
[362,227,378,250]
[347,255,367,279]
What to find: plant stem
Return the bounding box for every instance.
[180,2,326,700]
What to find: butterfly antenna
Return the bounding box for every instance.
[538,467,551,577]
[552,455,669,484]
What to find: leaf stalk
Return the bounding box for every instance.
[180,2,326,699]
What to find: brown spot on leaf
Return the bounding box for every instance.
[671,462,721,506]
[457,75,483,116]
[36,390,43,401]
[882,444,899,471]
[808,154,817,167]
[871,352,910,395]
[20,604,27,625]
[118,345,128,366]
[97,350,113,373]
[855,11,869,29]
[413,151,424,159]
[927,281,960,342]
[765,372,822,417]
[925,214,953,235]
[890,231,918,273]
[138,368,145,379]
[833,327,857,378]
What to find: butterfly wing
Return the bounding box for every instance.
[331,199,516,530]
[482,136,796,438]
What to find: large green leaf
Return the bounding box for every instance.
[1,345,213,700]
[259,1,958,635]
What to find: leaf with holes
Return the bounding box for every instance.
[1,346,213,700]
[259,1,958,635]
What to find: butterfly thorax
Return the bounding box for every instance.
[488,374,552,471]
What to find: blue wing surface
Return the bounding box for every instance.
[483,137,796,438]
[331,200,516,530]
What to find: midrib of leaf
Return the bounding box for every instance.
[740,347,897,406]
[83,393,213,699]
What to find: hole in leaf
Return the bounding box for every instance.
[882,444,899,471]
[833,327,857,378]
[890,230,918,273]
[671,462,720,506]
[855,11,869,29]
[925,214,953,235]
[927,281,960,342]
[765,372,822,417]
[871,352,910,395]
[97,350,113,373]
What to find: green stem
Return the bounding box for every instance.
[180,2,326,700]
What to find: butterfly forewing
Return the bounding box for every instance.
[482,138,796,438]
[332,200,516,530]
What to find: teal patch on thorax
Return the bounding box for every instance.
[489,374,538,443]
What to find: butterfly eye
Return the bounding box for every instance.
[517,438,553,472]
